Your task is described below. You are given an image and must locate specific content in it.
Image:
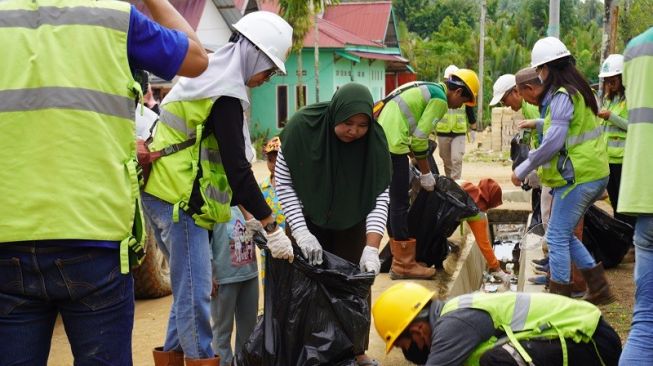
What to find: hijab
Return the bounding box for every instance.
[162,35,275,162]
[280,83,391,230]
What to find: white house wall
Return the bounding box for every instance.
[196,0,233,51]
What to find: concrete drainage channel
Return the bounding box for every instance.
[446,189,536,298]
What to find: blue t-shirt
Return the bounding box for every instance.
[211,207,259,285]
[127,5,189,81]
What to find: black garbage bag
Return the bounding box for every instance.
[408,176,479,268]
[235,234,375,366]
[582,205,633,269]
[510,133,530,170]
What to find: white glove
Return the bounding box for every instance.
[244,218,263,241]
[524,171,541,189]
[359,246,380,275]
[293,228,323,265]
[265,228,294,263]
[419,172,436,191]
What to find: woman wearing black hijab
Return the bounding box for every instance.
[276,83,392,365]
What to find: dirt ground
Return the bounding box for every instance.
[47,134,635,365]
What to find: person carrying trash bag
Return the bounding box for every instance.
[275,83,391,366]
[372,282,622,366]
[141,11,295,364]
[511,37,615,304]
[377,70,480,280]
[235,233,376,366]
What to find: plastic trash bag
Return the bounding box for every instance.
[582,205,633,269]
[510,133,530,170]
[235,234,375,366]
[408,176,479,268]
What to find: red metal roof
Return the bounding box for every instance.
[323,1,392,44]
[304,18,380,48]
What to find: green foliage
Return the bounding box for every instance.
[394,0,608,122]
[620,0,653,45]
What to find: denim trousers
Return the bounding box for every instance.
[210,277,258,366]
[620,216,653,365]
[0,244,134,366]
[546,177,608,283]
[141,192,214,359]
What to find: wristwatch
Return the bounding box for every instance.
[263,221,278,234]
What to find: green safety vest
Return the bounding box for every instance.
[601,96,628,164]
[537,88,609,188]
[0,0,145,273]
[441,292,602,366]
[436,107,467,134]
[378,83,448,157]
[618,27,653,215]
[144,99,232,230]
[521,100,542,149]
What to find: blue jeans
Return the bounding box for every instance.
[620,216,653,365]
[546,177,608,283]
[0,244,134,366]
[210,278,258,366]
[141,192,214,359]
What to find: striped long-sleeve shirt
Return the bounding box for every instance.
[274,148,390,236]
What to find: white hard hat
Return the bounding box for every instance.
[489,74,516,106]
[599,54,624,78]
[443,64,459,79]
[530,37,571,68]
[233,11,293,75]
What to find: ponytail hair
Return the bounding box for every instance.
[540,56,598,115]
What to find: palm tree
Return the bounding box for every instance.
[273,0,335,108]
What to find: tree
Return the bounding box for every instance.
[272,0,335,108]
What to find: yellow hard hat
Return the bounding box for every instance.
[450,68,480,107]
[372,282,435,354]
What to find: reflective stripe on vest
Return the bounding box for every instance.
[160,108,197,137]
[436,107,467,134]
[145,99,232,229]
[566,126,602,146]
[393,86,432,139]
[629,107,653,124]
[0,0,143,256]
[0,87,133,119]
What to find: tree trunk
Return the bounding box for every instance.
[297,49,304,109]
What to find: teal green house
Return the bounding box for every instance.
[250,1,412,137]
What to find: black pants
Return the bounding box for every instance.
[607,163,636,226]
[479,318,622,366]
[388,153,410,240]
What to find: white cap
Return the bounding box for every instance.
[531,37,571,68]
[489,74,516,106]
[233,11,293,75]
[599,54,624,78]
[443,64,459,79]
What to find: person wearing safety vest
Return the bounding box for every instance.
[617,26,653,365]
[513,67,590,297]
[141,11,294,365]
[511,37,615,304]
[436,65,478,180]
[490,71,542,205]
[0,0,208,364]
[378,70,480,280]
[597,54,634,227]
[372,282,622,366]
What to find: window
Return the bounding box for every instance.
[277,85,288,128]
[296,85,307,110]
